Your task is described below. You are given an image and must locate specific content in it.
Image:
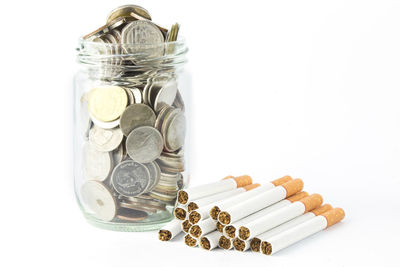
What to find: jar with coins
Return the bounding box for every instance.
[74,5,190,231]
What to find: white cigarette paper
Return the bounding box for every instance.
[210,176,292,220]
[177,175,252,205]
[238,194,322,240]
[262,208,345,255]
[256,204,333,244]
[158,219,182,241]
[188,187,247,211]
[218,179,304,225]
[223,191,309,239]
[199,230,221,250]
[189,184,260,224]
[189,218,216,238]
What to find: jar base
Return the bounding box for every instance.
[82,206,174,232]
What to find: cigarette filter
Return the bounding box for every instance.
[188,184,260,224]
[173,204,188,220]
[189,218,216,238]
[184,233,198,247]
[177,175,252,205]
[218,235,233,250]
[260,207,345,255]
[238,193,322,240]
[250,204,332,252]
[218,178,304,225]
[223,191,309,239]
[199,230,222,251]
[209,175,292,220]
[158,219,182,241]
[181,219,192,233]
[187,184,258,212]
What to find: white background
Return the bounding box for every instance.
[1,0,399,266]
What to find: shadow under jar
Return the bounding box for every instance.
[74,37,190,231]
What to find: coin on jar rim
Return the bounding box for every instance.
[106,4,152,23]
[121,20,164,56]
[116,207,148,222]
[88,86,128,122]
[111,160,150,197]
[89,126,123,152]
[83,142,113,181]
[119,104,156,136]
[83,16,127,40]
[164,110,186,152]
[81,180,117,221]
[126,126,163,163]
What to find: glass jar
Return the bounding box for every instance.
[74,37,190,231]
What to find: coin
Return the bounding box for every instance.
[83,142,113,181]
[112,144,125,165]
[130,88,142,103]
[143,161,161,192]
[111,160,150,197]
[152,79,178,112]
[89,126,123,152]
[107,4,152,23]
[164,110,186,152]
[88,86,128,122]
[172,90,185,111]
[119,201,158,213]
[83,17,127,40]
[126,126,163,163]
[121,20,164,57]
[119,104,156,136]
[90,116,120,129]
[116,207,148,221]
[81,180,117,221]
[122,87,135,104]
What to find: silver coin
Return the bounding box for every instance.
[126,126,163,163]
[81,180,117,221]
[112,144,125,165]
[83,142,113,181]
[90,115,120,129]
[153,79,178,112]
[130,88,143,103]
[172,90,185,111]
[121,20,164,57]
[123,87,135,105]
[111,160,150,197]
[89,126,123,152]
[164,110,186,152]
[143,161,161,193]
[119,104,156,136]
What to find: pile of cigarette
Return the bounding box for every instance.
[158,175,345,255]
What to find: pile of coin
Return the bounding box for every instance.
[78,5,187,223]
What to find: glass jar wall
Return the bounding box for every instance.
[74,38,189,231]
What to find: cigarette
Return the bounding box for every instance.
[199,230,222,251]
[187,183,260,212]
[218,235,233,250]
[181,219,192,233]
[251,204,332,252]
[260,207,345,255]
[184,233,198,247]
[223,191,309,239]
[177,175,252,205]
[158,219,182,241]
[218,178,304,225]
[238,193,322,241]
[189,218,216,238]
[188,184,260,224]
[173,204,188,220]
[232,237,250,252]
[216,221,224,232]
[209,175,292,220]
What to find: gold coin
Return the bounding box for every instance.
[88,86,128,122]
[106,4,152,23]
